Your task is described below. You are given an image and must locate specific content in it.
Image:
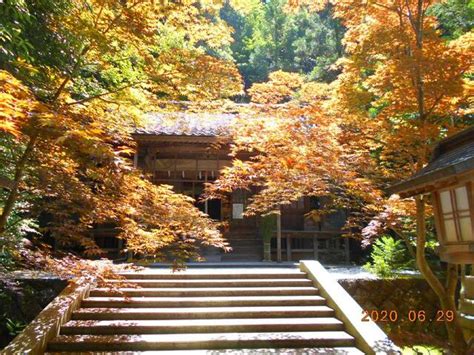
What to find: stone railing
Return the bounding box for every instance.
[2,278,92,354]
[300,260,400,354]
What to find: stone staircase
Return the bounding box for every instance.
[46,269,363,353]
[221,230,263,262]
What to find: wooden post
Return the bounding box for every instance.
[287,234,292,261]
[133,151,138,169]
[313,235,318,261]
[153,150,157,183]
[204,170,208,215]
[344,237,350,264]
[277,209,282,263]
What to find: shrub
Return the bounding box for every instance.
[260,214,277,243]
[363,235,411,278]
[260,214,276,261]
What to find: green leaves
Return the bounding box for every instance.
[222,0,344,87]
[0,0,33,62]
[429,0,474,40]
[363,235,412,278]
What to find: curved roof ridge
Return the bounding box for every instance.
[136,112,238,137]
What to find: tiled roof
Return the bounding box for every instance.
[135,112,236,137]
[411,138,474,179]
[388,126,474,196]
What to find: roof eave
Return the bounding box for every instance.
[386,156,474,197]
[131,133,231,144]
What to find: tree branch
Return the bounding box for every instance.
[391,227,416,260]
[446,263,458,305]
[425,94,445,119]
[93,0,106,29]
[102,0,143,35]
[51,45,91,102]
[415,196,445,296]
[0,131,39,235]
[404,0,418,35]
[0,175,14,190]
[65,81,143,106]
[415,195,467,353]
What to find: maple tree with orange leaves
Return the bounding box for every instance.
[207,0,472,351]
[0,0,242,270]
[0,0,472,350]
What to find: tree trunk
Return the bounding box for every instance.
[392,227,416,260]
[276,210,282,263]
[415,195,467,353]
[0,132,38,235]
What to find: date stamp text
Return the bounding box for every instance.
[361,310,455,322]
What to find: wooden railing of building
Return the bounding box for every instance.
[271,230,350,264]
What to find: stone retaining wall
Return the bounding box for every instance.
[339,278,448,347]
[0,277,67,348]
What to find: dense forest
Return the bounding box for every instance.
[221,0,472,88]
[221,0,344,87]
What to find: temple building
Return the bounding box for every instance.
[127,112,351,263]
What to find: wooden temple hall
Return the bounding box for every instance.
[106,111,352,264]
[82,112,351,263]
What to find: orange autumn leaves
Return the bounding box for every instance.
[206,87,353,216]
[207,0,472,242]
[0,68,229,263]
[0,72,38,138]
[0,0,248,264]
[248,71,305,104]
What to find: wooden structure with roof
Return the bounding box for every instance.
[125,112,351,263]
[389,127,474,345]
[388,127,474,263]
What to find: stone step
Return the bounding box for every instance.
[226,239,264,247]
[224,237,260,242]
[89,286,318,297]
[72,305,336,320]
[225,240,262,246]
[104,278,313,288]
[229,246,263,254]
[225,230,257,235]
[117,271,307,280]
[221,252,263,260]
[222,250,263,256]
[61,318,344,335]
[146,262,299,269]
[44,268,368,354]
[48,331,356,351]
[47,348,364,355]
[81,295,327,308]
[224,236,259,241]
[220,254,263,261]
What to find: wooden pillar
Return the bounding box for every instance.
[153,150,157,183]
[117,238,124,259]
[277,209,282,263]
[344,237,350,264]
[204,171,208,215]
[133,151,138,169]
[287,234,292,261]
[313,235,319,261]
